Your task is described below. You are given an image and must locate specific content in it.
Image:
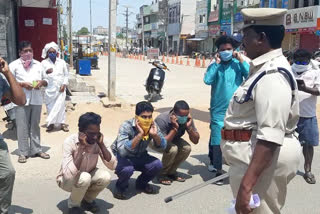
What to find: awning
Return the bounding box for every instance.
[186,38,206,41]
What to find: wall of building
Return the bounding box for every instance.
[0,0,17,63]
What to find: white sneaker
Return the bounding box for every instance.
[208,164,217,172]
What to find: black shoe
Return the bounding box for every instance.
[81,200,100,213]
[214,172,224,186]
[136,184,156,194]
[113,187,128,200]
[68,207,85,214]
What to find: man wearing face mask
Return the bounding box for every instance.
[154,100,200,185]
[9,41,49,163]
[112,101,166,200]
[57,112,117,214]
[41,42,69,132]
[292,49,320,185]
[204,36,250,183]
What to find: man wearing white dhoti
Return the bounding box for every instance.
[41,42,69,132]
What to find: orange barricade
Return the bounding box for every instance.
[186,56,190,66]
[201,57,206,68]
[171,56,175,64]
[180,57,183,65]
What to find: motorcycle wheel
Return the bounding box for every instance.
[147,90,157,102]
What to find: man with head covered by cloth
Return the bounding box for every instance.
[220,8,302,214]
[41,42,69,132]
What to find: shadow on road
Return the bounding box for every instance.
[107,178,161,200]
[10,146,51,156]
[9,205,33,214]
[178,154,230,185]
[2,128,17,141]
[57,198,114,214]
[155,107,210,124]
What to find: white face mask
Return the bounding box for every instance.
[292,63,311,74]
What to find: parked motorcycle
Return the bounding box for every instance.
[1,96,16,130]
[145,60,169,102]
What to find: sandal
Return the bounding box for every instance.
[158,175,172,185]
[34,152,50,159]
[46,124,54,132]
[18,155,27,163]
[61,124,69,132]
[304,171,316,184]
[168,174,186,182]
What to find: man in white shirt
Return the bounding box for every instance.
[41,42,69,132]
[9,41,50,163]
[292,49,320,184]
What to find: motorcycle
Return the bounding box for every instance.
[1,96,16,130]
[145,60,169,102]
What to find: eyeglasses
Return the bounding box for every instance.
[294,61,309,65]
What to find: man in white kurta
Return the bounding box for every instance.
[41,42,69,132]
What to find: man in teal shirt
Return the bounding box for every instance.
[204,35,249,184]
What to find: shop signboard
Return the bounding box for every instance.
[221,24,231,36]
[234,12,243,23]
[285,6,320,30]
[208,10,219,22]
[208,25,220,37]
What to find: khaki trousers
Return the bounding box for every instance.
[151,138,191,176]
[221,134,302,214]
[59,168,111,208]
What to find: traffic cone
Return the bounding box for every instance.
[171,56,175,64]
[196,57,201,67]
[166,56,170,63]
[201,56,206,68]
[176,55,179,64]
[194,56,198,67]
[186,56,190,66]
[162,55,165,62]
[180,57,183,65]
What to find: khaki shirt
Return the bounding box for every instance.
[224,49,299,145]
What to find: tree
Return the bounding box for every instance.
[77,27,90,35]
[117,33,124,39]
[63,25,68,45]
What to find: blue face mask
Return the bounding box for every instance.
[177,115,188,125]
[219,50,233,62]
[48,52,57,63]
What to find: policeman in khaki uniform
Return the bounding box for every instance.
[220,8,302,214]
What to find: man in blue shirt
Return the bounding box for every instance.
[0,57,26,214]
[112,101,166,200]
[204,36,250,184]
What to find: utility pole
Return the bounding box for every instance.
[230,0,234,35]
[141,11,145,56]
[122,6,133,57]
[57,0,61,47]
[90,0,93,52]
[108,0,117,101]
[126,7,128,53]
[68,0,73,68]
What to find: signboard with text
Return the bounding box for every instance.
[209,25,220,37]
[285,6,320,30]
[147,48,160,59]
